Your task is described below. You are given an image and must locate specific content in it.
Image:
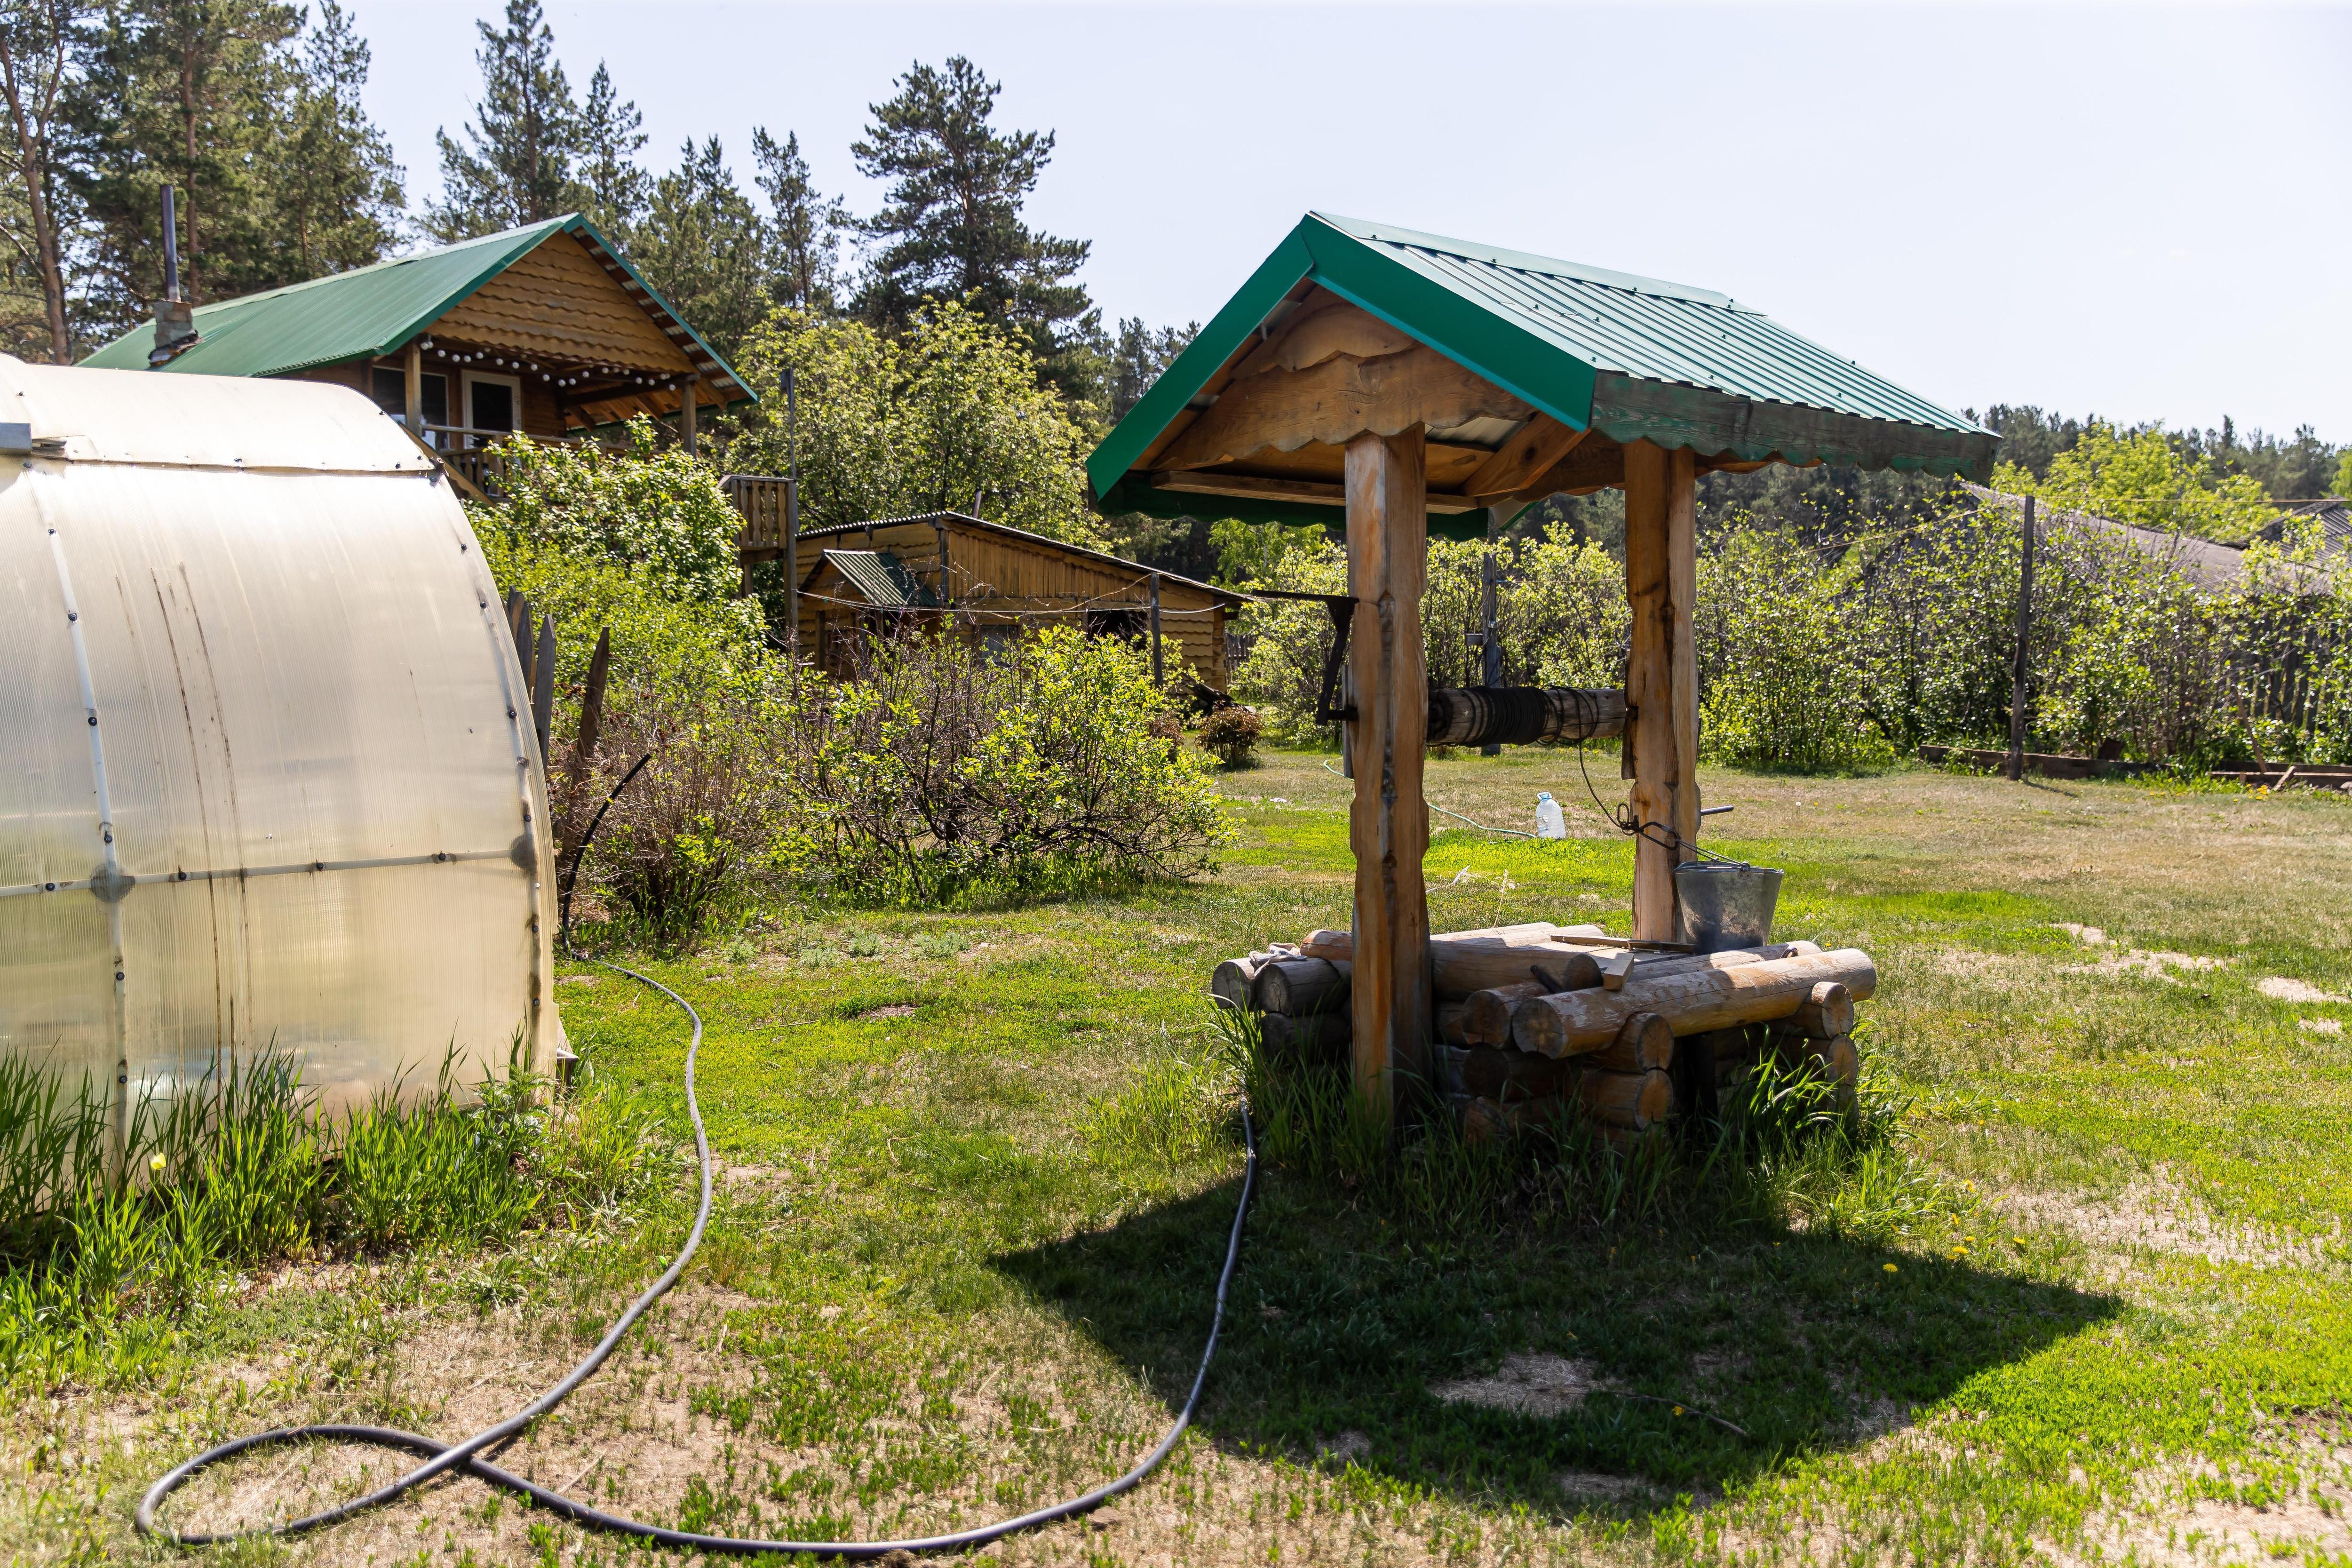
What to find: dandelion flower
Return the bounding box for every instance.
[1883,1263,1899,1274]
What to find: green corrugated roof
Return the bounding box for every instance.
[1090,212,1996,522]
[822,549,936,609]
[79,214,752,405]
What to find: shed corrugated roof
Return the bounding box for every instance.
[79,215,752,406]
[1091,212,1996,518]
[822,549,937,609]
[800,511,1244,604]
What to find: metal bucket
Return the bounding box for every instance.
[1673,861,1783,953]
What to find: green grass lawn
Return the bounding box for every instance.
[13,753,2352,1567]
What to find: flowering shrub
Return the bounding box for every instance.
[468,422,748,609]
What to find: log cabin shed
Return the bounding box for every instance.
[79,214,753,453]
[1091,212,1998,1122]
[794,511,1243,689]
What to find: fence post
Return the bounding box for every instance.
[1150,571,1164,686]
[782,367,799,664]
[2008,494,2036,780]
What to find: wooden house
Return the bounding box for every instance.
[793,512,1242,690]
[80,214,753,460]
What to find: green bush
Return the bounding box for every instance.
[469,422,748,607]
[1696,531,1893,772]
[787,625,1235,904]
[475,521,793,939]
[726,299,1102,548]
[1232,534,1628,741]
[1196,704,1263,767]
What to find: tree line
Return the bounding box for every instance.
[0,0,2338,562]
[0,0,1195,431]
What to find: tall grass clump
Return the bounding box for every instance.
[0,1045,667,1389]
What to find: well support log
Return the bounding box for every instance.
[1622,441,1700,942]
[1511,948,1878,1058]
[1345,427,1433,1125]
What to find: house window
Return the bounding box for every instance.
[368,366,447,431]
[464,373,520,440]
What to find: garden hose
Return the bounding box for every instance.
[135,765,1260,1557]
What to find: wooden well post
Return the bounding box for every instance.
[1622,441,1701,943]
[1344,428,1434,1120]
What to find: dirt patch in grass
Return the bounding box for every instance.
[1994,1175,2334,1269]
[2063,949,2231,984]
[2258,976,2348,1004]
[1430,1353,1604,1418]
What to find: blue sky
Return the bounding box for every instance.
[345,2,2352,453]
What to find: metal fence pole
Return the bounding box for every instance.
[782,367,799,662]
[2007,494,2036,780]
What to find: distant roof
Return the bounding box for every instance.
[1092,212,1996,529]
[800,510,1244,604]
[79,214,751,407]
[2257,498,2351,561]
[820,549,936,609]
[1968,486,2334,596]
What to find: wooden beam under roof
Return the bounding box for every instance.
[1128,279,1321,475]
[1509,429,1626,500]
[1462,413,1589,499]
[1148,469,1484,515]
[1155,344,1534,473]
[1199,436,1492,487]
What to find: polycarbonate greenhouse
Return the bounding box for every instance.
[0,356,556,1139]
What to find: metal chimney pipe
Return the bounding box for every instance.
[150,184,199,366]
[161,184,181,302]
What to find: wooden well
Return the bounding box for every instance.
[1093,214,1997,1126]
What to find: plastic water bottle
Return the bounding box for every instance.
[1534,791,1567,840]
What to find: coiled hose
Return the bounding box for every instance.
[135,764,1259,1557]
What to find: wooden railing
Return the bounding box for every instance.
[724,474,794,560]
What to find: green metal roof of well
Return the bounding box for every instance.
[79,214,753,402]
[1091,212,1996,515]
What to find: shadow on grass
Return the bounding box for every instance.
[990,1171,2120,1518]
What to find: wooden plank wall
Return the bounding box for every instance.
[433,232,692,374]
[795,519,1228,688]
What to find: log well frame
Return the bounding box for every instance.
[1089,213,1998,1125]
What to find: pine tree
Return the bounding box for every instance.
[850,56,1092,374]
[426,0,576,241]
[751,127,843,313]
[628,137,775,360]
[270,0,403,280]
[1110,317,1197,423]
[571,62,646,242]
[0,0,84,361]
[72,0,300,318]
